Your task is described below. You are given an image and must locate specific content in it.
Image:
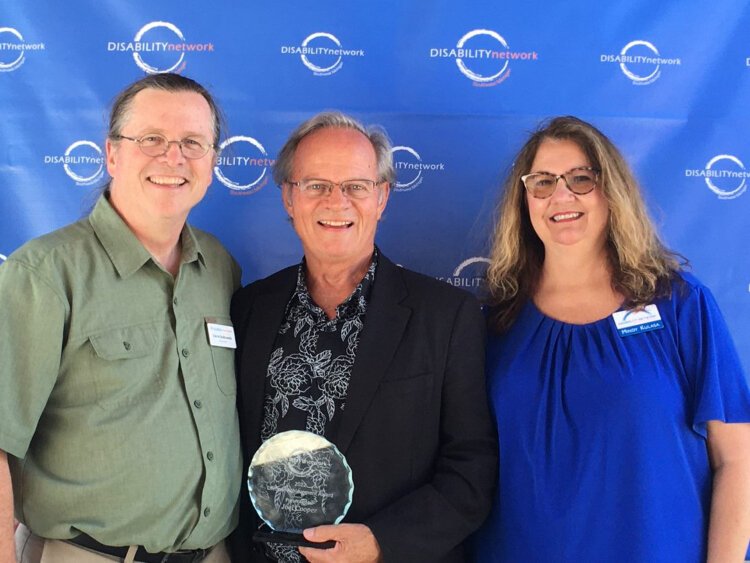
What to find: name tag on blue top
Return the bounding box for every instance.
[612,304,664,337]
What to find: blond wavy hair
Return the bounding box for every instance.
[486,116,684,332]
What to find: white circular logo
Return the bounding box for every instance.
[619,40,660,83]
[214,136,271,193]
[444,256,491,290]
[392,146,423,191]
[456,29,509,83]
[0,27,26,72]
[703,154,747,199]
[453,256,491,277]
[300,32,343,75]
[63,141,105,185]
[133,21,185,74]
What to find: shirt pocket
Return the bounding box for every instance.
[207,317,237,397]
[88,324,161,409]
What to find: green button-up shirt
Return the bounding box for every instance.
[0,195,242,552]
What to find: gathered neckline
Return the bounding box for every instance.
[526,299,625,328]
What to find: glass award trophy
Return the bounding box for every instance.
[248,430,354,549]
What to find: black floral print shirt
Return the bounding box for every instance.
[261,250,378,442]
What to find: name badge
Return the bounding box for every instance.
[205,320,237,349]
[612,304,664,337]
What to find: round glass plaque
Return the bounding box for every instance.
[248,430,354,545]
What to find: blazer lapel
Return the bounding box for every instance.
[335,254,411,454]
[239,269,297,454]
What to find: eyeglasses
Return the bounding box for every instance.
[521,167,600,199]
[286,179,381,200]
[111,133,216,160]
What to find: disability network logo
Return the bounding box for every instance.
[214,135,275,194]
[430,29,538,87]
[0,27,45,72]
[685,154,749,200]
[438,256,490,291]
[391,146,445,192]
[600,40,681,85]
[44,140,105,186]
[281,32,365,76]
[107,21,214,74]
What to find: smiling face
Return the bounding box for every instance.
[526,138,610,253]
[282,127,390,270]
[106,88,216,227]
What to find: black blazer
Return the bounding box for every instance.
[229,253,497,562]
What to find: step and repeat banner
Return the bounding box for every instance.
[1,1,748,370]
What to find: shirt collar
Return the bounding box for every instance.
[294,248,379,322]
[89,194,205,278]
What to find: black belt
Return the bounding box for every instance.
[68,533,211,563]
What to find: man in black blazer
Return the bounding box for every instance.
[230,112,497,563]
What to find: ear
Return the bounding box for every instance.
[105,137,118,178]
[376,182,391,220]
[281,183,294,217]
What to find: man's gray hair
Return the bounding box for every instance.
[273,111,396,186]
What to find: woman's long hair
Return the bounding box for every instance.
[486,116,684,332]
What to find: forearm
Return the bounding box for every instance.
[707,461,750,562]
[0,451,17,563]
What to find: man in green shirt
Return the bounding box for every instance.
[0,74,241,563]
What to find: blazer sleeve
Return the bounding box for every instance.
[364,292,498,561]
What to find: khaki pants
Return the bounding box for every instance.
[15,524,230,563]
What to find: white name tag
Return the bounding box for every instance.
[206,321,237,349]
[612,304,664,337]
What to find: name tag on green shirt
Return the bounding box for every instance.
[205,319,237,349]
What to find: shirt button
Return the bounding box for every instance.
[181,348,190,358]
[123,341,131,351]
[207,451,214,461]
[193,400,202,409]
[203,507,211,517]
[173,297,178,306]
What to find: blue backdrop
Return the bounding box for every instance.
[1,1,748,375]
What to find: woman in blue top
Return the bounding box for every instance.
[473,116,750,562]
